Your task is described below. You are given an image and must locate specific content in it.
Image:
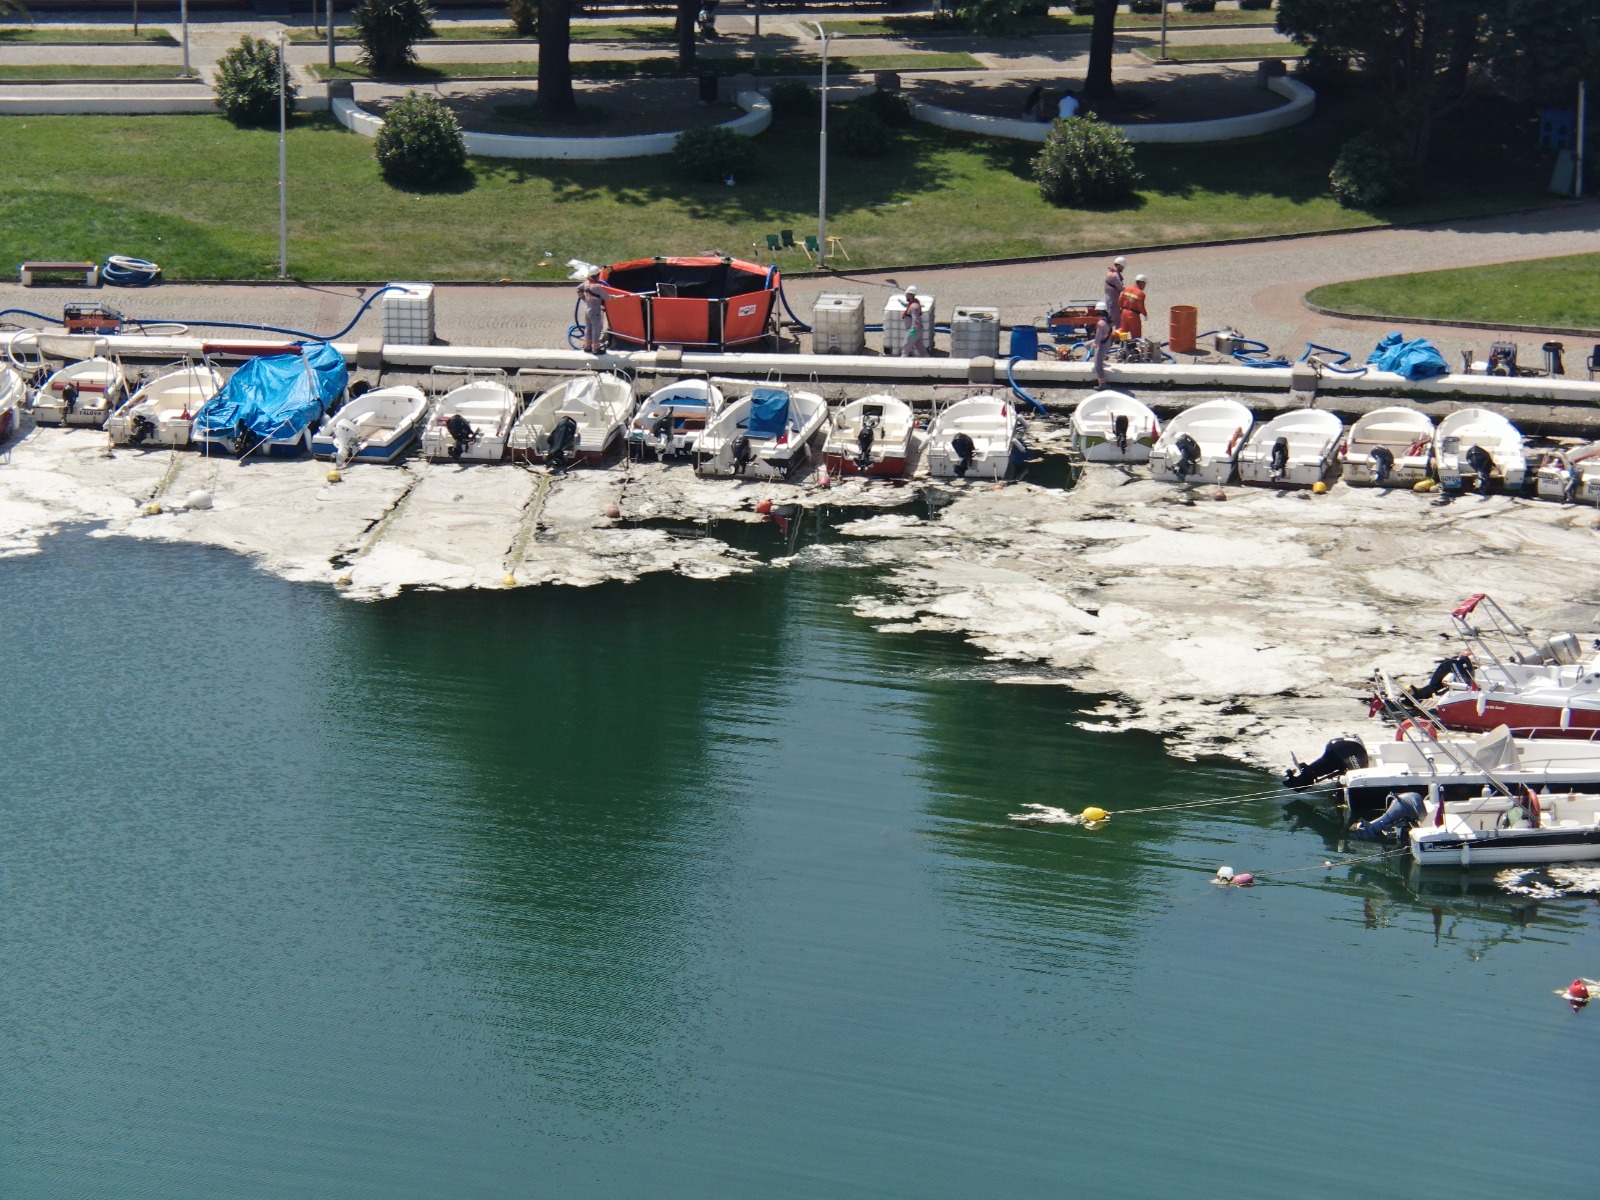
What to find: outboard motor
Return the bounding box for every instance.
[233,420,262,459]
[1282,736,1369,790]
[950,431,976,478]
[547,415,579,472]
[1112,413,1130,454]
[1352,790,1426,841]
[1465,444,1494,494]
[1409,653,1474,700]
[128,413,156,446]
[60,383,79,415]
[1172,432,1201,479]
[1269,436,1290,480]
[855,413,880,474]
[331,417,359,467]
[444,412,476,461]
[730,433,755,475]
[1368,445,1395,484]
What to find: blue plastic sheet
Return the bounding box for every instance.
[1366,332,1449,381]
[746,388,791,439]
[194,342,348,441]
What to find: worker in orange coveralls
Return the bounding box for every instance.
[1118,274,1148,339]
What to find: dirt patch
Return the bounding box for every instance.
[358,76,744,137]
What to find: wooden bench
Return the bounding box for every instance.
[20,261,99,287]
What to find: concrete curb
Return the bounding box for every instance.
[1303,299,1600,341]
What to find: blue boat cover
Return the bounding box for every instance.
[747,388,790,439]
[1366,333,1449,381]
[194,341,349,440]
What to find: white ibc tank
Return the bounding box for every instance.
[949,306,1000,359]
[382,282,436,345]
[811,292,865,355]
[883,292,935,356]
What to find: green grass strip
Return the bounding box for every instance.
[1160,41,1303,61]
[818,9,1276,36]
[290,21,674,43]
[1306,254,1600,331]
[0,25,176,43]
[0,64,193,79]
[311,49,980,82]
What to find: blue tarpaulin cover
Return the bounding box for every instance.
[1366,332,1449,381]
[195,341,349,440]
[746,387,791,439]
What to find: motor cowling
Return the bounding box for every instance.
[1269,436,1290,478]
[61,383,79,413]
[951,431,976,478]
[731,433,755,475]
[128,413,155,445]
[1352,790,1427,840]
[1465,444,1494,494]
[1172,433,1201,478]
[444,412,475,460]
[855,414,880,472]
[1282,736,1369,789]
[547,415,579,471]
[1369,445,1395,483]
[1112,413,1130,454]
[1409,653,1474,700]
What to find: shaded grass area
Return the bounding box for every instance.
[1306,254,1600,331]
[0,106,1552,282]
[1160,41,1302,61]
[0,64,191,79]
[289,21,674,43]
[311,50,981,81]
[818,9,1276,35]
[0,25,176,43]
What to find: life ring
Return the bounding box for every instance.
[1226,426,1244,454]
[1395,718,1439,741]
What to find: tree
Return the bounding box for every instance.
[351,0,435,76]
[538,0,574,113]
[215,34,295,127]
[1082,0,1117,104]
[675,0,696,73]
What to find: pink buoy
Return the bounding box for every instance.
[1232,873,1255,887]
[818,468,832,489]
[604,504,621,519]
[1212,489,1228,502]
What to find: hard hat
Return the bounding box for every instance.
[586,265,601,278]
[1135,273,1147,283]
[905,284,918,295]
[1095,300,1107,312]
[1113,256,1126,267]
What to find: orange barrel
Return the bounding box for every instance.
[1169,305,1198,354]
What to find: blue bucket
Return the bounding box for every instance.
[1008,325,1039,360]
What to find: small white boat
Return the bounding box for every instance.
[822,393,915,477]
[421,378,520,462]
[1070,389,1159,463]
[31,356,125,427]
[1340,406,1434,487]
[627,378,725,458]
[1409,791,1600,867]
[1237,408,1343,487]
[1149,398,1252,484]
[0,365,24,443]
[923,395,1024,480]
[1534,443,1600,503]
[696,387,830,478]
[312,385,429,464]
[1434,407,1526,494]
[509,372,634,466]
[105,363,225,447]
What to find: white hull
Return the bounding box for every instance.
[628,379,725,457]
[106,364,224,447]
[313,386,429,463]
[1411,792,1600,866]
[924,395,1022,480]
[822,394,915,477]
[1237,408,1343,487]
[421,380,520,462]
[697,388,830,478]
[1149,397,1252,484]
[1339,405,1434,487]
[1070,389,1159,463]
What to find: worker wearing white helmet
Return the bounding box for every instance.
[1103,255,1127,325]
[901,284,924,357]
[577,265,607,355]
[1091,299,1114,386]
[1118,272,1149,340]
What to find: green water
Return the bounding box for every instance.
[4,530,1597,1198]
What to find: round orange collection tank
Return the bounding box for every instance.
[599,256,779,351]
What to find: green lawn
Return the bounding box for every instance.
[0,64,193,79]
[1159,41,1302,60]
[289,22,674,43]
[0,110,1551,282]
[818,9,1277,36]
[311,50,981,82]
[1306,254,1600,331]
[0,25,176,43]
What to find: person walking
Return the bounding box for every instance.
[901,285,924,357]
[577,266,607,355]
[1103,255,1126,328]
[1118,273,1148,340]
[1091,300,1113,386]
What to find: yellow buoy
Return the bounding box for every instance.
[502,573,517,587]
[1311,481,1327,495]
[327,469,342,483]
[1080,805,1108,824]
[1413,478,1435,493]
[143,501,162,516]
[336,574,353,587]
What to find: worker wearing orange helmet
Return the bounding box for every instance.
[1118,274,1148,339]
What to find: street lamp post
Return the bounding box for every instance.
[180,0,191,75]
[328,0,337,70]
[278,31,289,279]
[1159,0,1168,61]
[808,21,830,269]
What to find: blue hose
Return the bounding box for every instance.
[775,280,812,332]
[101,256,162,287]
[1005,356,1050,417]
[3,286,402,345]
[1300,342,1368,376]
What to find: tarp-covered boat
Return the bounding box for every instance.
[192,342,348,458]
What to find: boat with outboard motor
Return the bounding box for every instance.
[1069,389,1159,463]
[923,395,1024,480]
[0,364,24,443]
[1237,408,1343,487]
[422,375,520,462]
[626,378,725,458]
[509,372,634,467]
[31,355,125,428]
[1149,398,1252,484]
[822,393,915,477]
[696,386,830,478]
[1434,407,1527,494]
[1339,406,1434,487]
[312,384,429,465]
[191,341,347,458]
[1534,442,1600,503]
[105,362,225,447]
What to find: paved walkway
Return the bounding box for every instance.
[4,204,1593,364]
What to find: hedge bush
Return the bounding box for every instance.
[1238,0,1273,9]
[352,0,435,75]
[1180,0,1216,11]
[834,103,892,157]
[1031,115,1141,206]
[374,90,467,187]
[768,79,814,121]
[673,125,753,182]
[215,35,295,128]
[854,87,914,128]
[1129,0,1162,13]
[1328,131,1415,208]
[506,0,537,36]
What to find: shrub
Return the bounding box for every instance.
[1031,115,1140,206]
[1180,0,1216,11]
[506,0,537,37]
[834,103,892,157]
[215,34,295,127]
[1238,0,1273,8]
[1328,131,1416,208]
[352,0,435,75]
[374,90,467,186]
[673,125,753,182]
[1128,0,1162,13]
[854,87,913,128]
[768,79,814,121]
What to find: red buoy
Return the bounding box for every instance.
[755,498,774,515]
[1570,979,1590,1002]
